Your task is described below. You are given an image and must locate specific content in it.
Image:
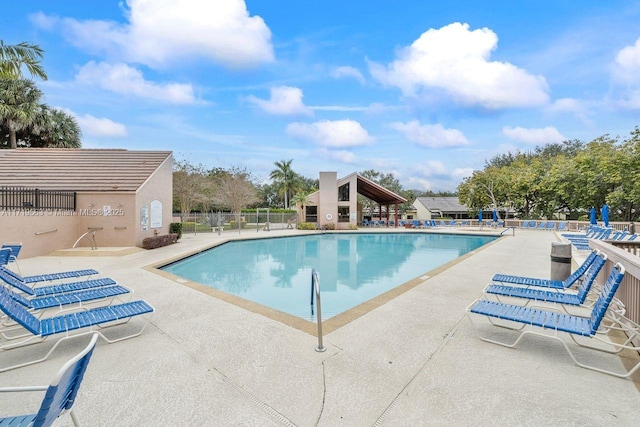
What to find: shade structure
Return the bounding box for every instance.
[602,204,609,227]
[590,207,597,225]
[492,210,498,222]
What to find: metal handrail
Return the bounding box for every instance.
[310,269,326,352]
[72,231,98,250]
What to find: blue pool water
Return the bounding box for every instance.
[161,233,495,321]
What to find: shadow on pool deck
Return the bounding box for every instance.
[1,228,639,426]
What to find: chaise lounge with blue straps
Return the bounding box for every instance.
[467,263,640,378]
[0,283,154,372]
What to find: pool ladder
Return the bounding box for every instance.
[310,269,326,352]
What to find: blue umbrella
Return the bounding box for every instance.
[602,204,609,227]
[478,209,483,223]
[492,209,498,222]
[589,207,596,225]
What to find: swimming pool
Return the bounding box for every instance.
[161,233,496,322]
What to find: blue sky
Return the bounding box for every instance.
[4,1,640,191]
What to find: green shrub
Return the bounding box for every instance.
[180,222,212,232]
[298,222,316,230]
[348,224,358,230]
[142,234,178,249]
[169,222,183,239]
[229,220,247,229]
[324,222,335,230]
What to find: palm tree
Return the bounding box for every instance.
[290,191,311,221]
[0,79,43,148]
[269,159,298,209]
[0,41,47,81]
[38,108,82,148]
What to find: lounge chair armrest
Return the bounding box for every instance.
[0,385,48,393]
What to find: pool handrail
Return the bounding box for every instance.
[310,269,326,352]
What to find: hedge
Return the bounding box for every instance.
[142,233,179,249]
[169,222,183,239]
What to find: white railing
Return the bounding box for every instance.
[591,240,640,346]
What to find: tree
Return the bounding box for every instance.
[172,160,210,220]
[269,159,298,209]
[33,108,82,148]
[0,41,47,81]
[0,79,43,148]
[290,191,312,219]
[212,168,259,229]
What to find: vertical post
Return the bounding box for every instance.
[311,269,326,352]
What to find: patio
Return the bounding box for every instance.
[1,228,639,426]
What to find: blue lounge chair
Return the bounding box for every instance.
[412,220,420,228]
[1,242,22,274]
[491,250,600,289]
[536,221,547,230]
[0,284,154,372]
[484,253,607,307]
[4,281,131,311]
[467,264,639,378]
[0,333,98,427]
[557,222,567,231]
[546,221,556,230]
[1,266,117,297]
[0,249,98,284]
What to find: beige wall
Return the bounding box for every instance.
[134,155,173,246]
[0,153,173,258]
[414,200,431,220]
[0,212,78,258]
[75,192,137,248]
[318,172,338,228]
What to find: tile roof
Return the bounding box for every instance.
[415,196,467,213]
[0,149,172,192]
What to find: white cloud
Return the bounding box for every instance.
[615,90,640,109]
[502,126,566,144]
[613,37,640,84]
[611,37,640,109]
[75,61,198,104]
[246,86,312,116]
[75,114,128,137]
[331,66,365,84]
[286,119,374,148]
[59,108,128,137]
[369,22,549,109]
[34,0,274,69]
[320,148,357,163]
[546,98,592,125]
[390,121,470,148]
[452,167,475,181]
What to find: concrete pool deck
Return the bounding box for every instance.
[1,228,640,426]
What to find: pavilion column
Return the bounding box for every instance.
[395,203,399,227]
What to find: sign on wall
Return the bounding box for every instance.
[150,200,162,229]
[140,205,149,231]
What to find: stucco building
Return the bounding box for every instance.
[413,196,470,220]
[0,149,173,258]
[301,172,407,230]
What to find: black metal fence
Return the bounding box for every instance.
[0,187,76,211]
